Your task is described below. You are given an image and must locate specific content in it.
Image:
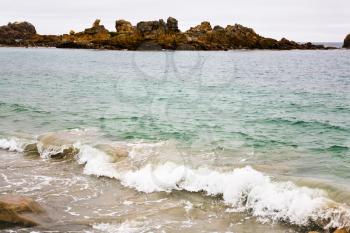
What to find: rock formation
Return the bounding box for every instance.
[166,17,179,32]
[84,19,108,35]
[0,17,333,50]
[343,34,350,48]
[0,22,36,44]
[115,20,134,33]
[0,195,47,227]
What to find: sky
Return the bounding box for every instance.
[0,0,349,42]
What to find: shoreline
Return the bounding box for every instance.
[0,131,350,232]
[0,44,342,51]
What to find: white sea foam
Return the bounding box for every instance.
[93,221,154,233]
[2,135,349,229]
[36,142,70,158]
[75,144,120,179]
[74,144,350,229]
[0,137,25,152]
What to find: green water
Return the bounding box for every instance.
[0,47,349,185]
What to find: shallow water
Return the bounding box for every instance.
[0,48,350,232]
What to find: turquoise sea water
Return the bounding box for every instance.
[0,47,350,232]
[1,48,349,180]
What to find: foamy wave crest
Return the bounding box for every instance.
[76,144,120,179]
[121,163,349,227]
[3,133,349,230]
[0,137,26,152]
[36,142,73,158]
[75,145,350,229]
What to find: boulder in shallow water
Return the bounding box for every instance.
[37,132,80,159]
[96,144,128,162]
[334,228,350,233]
[343,34,350,48]
[0,195,46,227]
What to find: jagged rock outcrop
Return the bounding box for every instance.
[57,19,111,49]
[0,22,36,44]
[0,195,48,227]
[0,18,332,50]
[343,34,350,48]
[84,19,108,34]
[166,17,179,32]
[115,20,134,33]
[188,21,212,34]
[136,19,167,40]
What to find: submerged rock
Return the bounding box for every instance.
[37,132,80,159]
[0,195,46,227]
[343,34,350,48]
[95,144,128,162]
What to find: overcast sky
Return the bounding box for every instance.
[0,0,349,42]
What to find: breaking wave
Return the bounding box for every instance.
[0,137,26,152]
[0,130,350,230]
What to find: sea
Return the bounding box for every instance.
[0,47,349,232]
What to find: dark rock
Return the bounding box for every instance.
[278,37,300,50]
[136,20,166,34]
[176,43,196,50]
[136,20,167,40]
[0,21,36,43]
[257,38,279,49]
[57,41,92,49]
[213,25,225,31]
[115,20,134,33]
[166,17,179,32]
[343,34,350,48]
[136,41,163,50]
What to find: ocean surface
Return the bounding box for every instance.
[0,47,350,232]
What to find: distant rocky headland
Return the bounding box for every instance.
[344,34,350,48]
[0,17,348,50]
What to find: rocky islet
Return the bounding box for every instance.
[0,17,346,50]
